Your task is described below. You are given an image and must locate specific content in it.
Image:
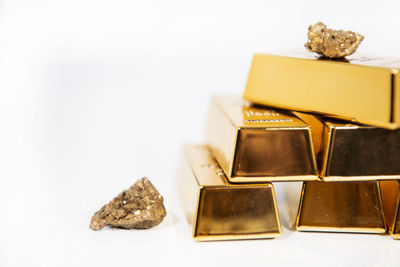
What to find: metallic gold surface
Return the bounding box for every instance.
[296,112,400,181]
[296,181,386,233]
[179,145,281,241]
[206,96,319,183]
[380,181,400,239]
[243,53,400,129]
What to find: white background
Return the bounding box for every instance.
[1,0,400,266]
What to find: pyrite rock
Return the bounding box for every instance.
[305,21,364,58]
[90,177,166,230]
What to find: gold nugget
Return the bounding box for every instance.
[305,21,364,58]
[90,178,166,230]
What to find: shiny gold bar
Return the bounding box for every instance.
[179,145,281,241]
[296,112,400,181]
[296,181,386,234]
[243,52,400,129]
[206,95,319,183]
[380,181,400,239]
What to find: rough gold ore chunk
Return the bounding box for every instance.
[305,21,364,58]
[90,177,166,230]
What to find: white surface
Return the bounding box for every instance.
[1,0,400,266]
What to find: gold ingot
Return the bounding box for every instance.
[206,95,319,183]
[380,181,400,239]
[179,145,281,241]
[296,112,400,181]
[296,181,386,233]
[243,52,400,129]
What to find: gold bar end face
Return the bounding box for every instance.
[296,112,400,181]
[296,181,386,234]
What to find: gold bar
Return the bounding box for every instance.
[380,181,400,239]
[206,95,319,183]
[296,181,386,234]
[296,112,400,181]
[179,145,281,241]
[243,52,400,129]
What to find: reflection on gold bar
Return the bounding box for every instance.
[380,181,400,239]
[296,112,400,181]
[243,52,400,129]
[296,181,386,233]
[179,145,281,241]
[206,96,319,183]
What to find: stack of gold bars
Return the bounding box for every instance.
[179,51,400,241]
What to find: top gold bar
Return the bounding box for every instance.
[243,52,400,129]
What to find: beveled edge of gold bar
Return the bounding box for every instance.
[380,180,400,239]
[206,96,238,179]
[243,53,400,129]
[323,176,400,182]
[295,182,306,229]
[296,226,386,234]
[261,50,400,69]
[228,175,319,183]
[393,197,400,239]
[194,232,281,242]
[184,144,282,241]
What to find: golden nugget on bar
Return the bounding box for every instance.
[296,181,386,234]
[305,21,364,58]
[296,112,400,181]
[243,52,400,129]
[380,181,400,239]
[206,96,319,183]
[179,145,281,241]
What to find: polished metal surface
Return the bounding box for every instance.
[179,145,281,241]
[296,112,400,181]
[243,53,400,129]
[196,187,280,237]
[380,181,400,239]
[296,181,386,233]
[206,95,319,183]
